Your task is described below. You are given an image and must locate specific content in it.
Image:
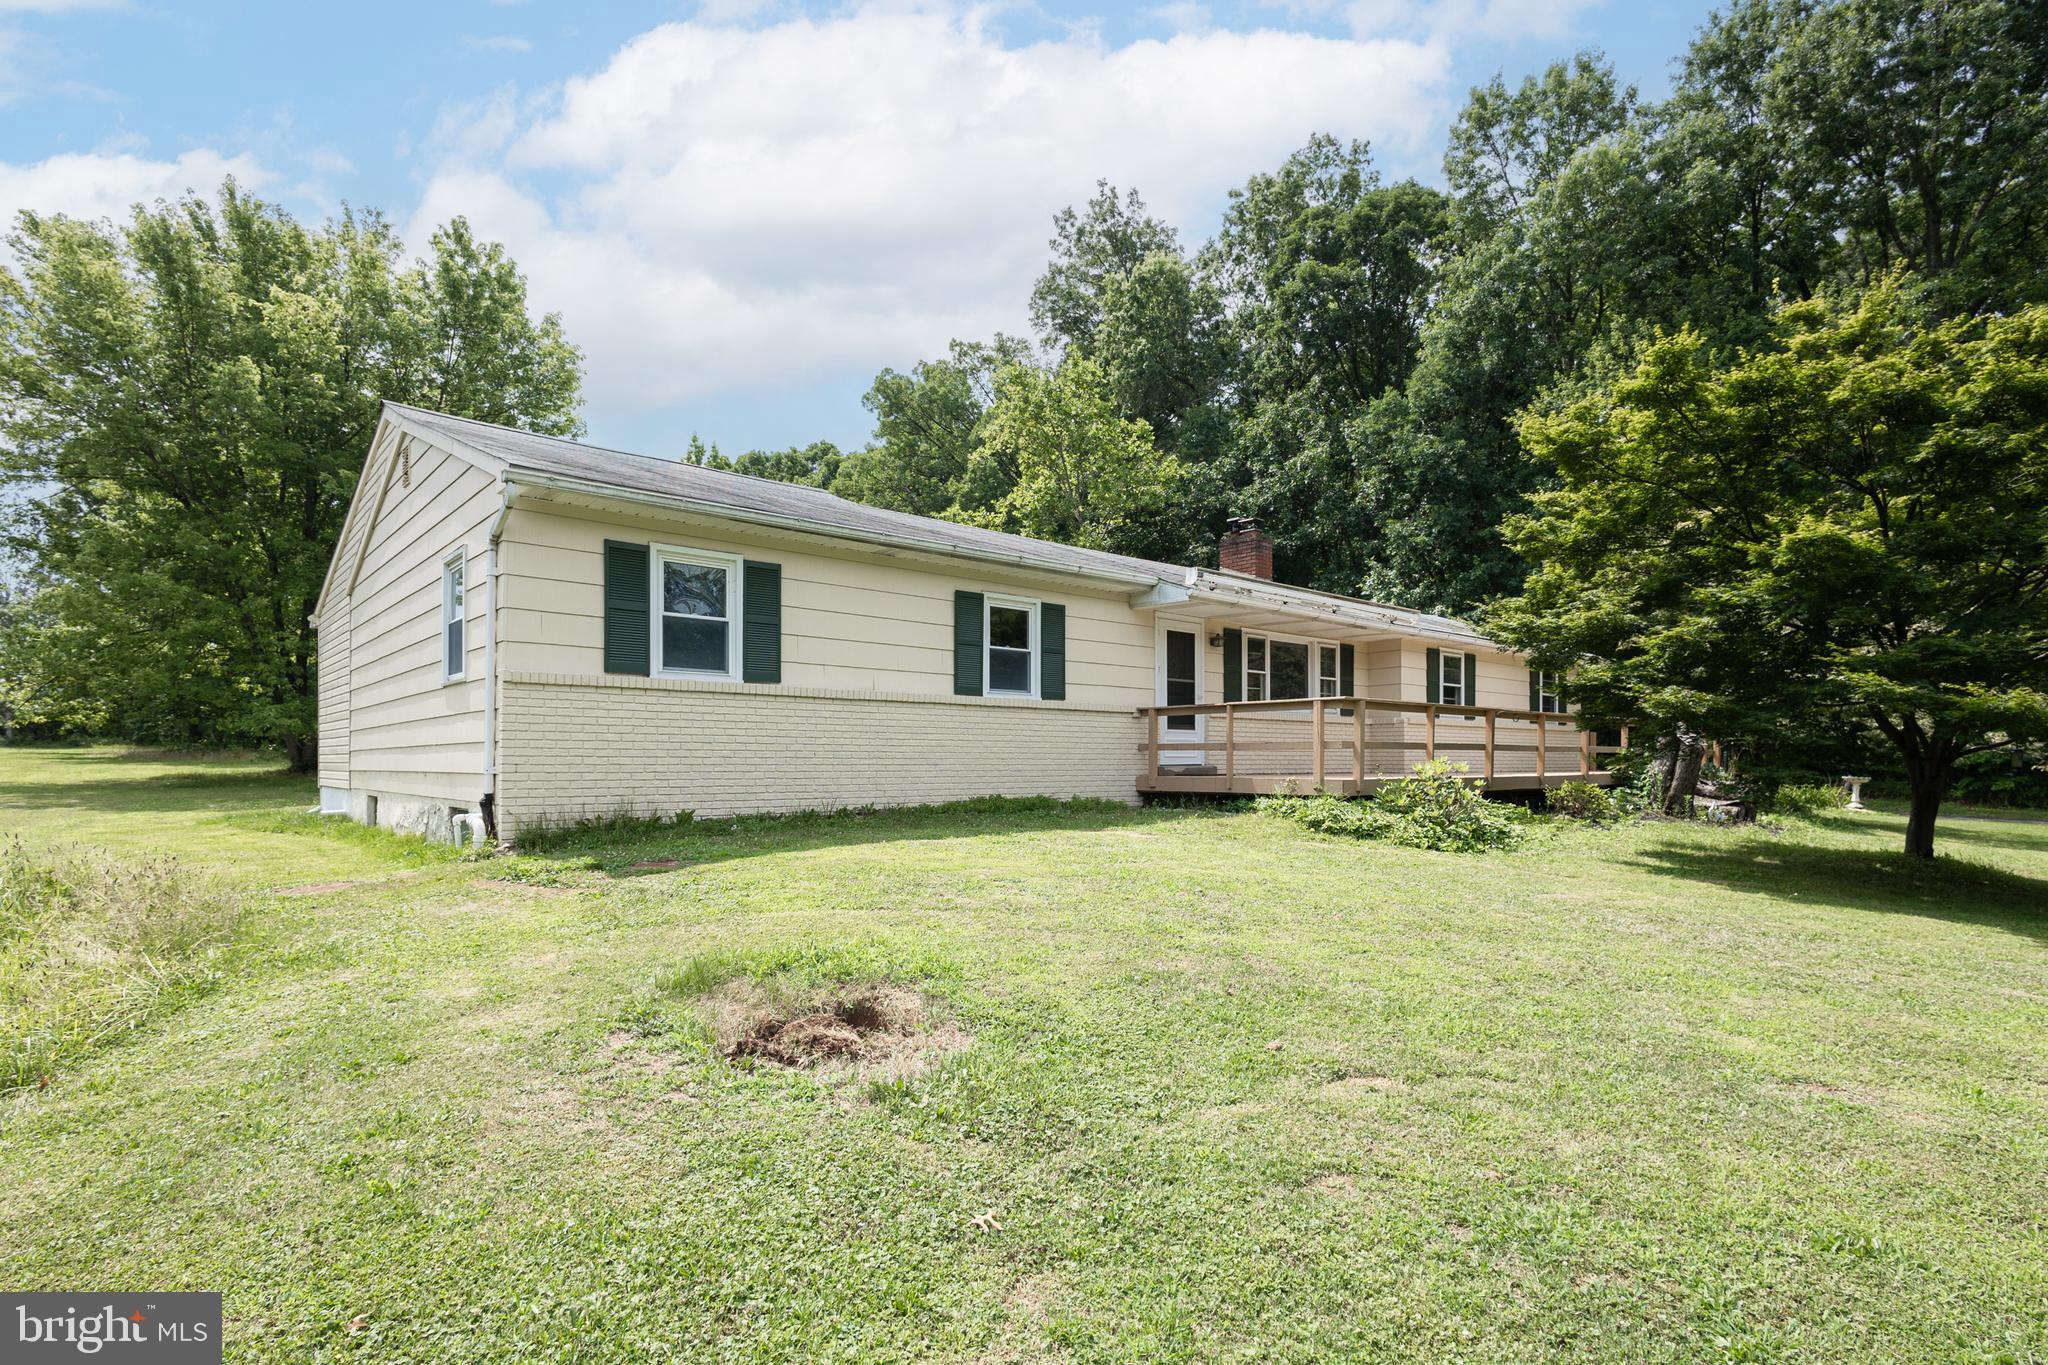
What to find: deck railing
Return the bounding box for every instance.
[1135,696,1628,796]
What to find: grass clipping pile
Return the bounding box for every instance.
[714,984,966,1078]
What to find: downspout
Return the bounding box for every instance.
[479,480,515,843]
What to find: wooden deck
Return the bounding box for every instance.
[1136,696,1624,797]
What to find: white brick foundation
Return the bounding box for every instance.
[495,672,1145,836]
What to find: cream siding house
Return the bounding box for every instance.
[312,404,1601,842]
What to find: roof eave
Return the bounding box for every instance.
[502,469,1167,592]
[1184,573,1499,650]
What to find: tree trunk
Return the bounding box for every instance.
[284,732,316,774]
[1661,728,1704,816]
[1890,724,1955,860]
[1904,781,1941,859]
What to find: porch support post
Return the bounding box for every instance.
[1484,710,1496,782]
[1352,702,1365,785]
[1580,726,1592,777]
[1537,716,1547,779]
[1424,705,1437,768]
[1312,698,1326,792]
[1224,706,1236,787]
[1146,708,1159,780]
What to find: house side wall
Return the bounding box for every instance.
[495,675,1142,832]
[340,437,499,832]
[496,503,1159,708]
[314,434,392,799]
[315,603,351,795]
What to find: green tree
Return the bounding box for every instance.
[1203,137,1447,592]
[1489,283,2048,858]
[1029,183,1180,352]
[729,441,842,488]
[966,357,1186,559]
[844,337,1032,517]
[0,182,582,767]
[1766,0,2048,314]
[1353,59,1650,610]
[1442,51,1638,238]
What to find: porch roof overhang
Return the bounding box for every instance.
[1127,567,1502,652]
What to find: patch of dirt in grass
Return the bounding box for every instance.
[1774,1078,1937,1124]
[1779,1079,1885,1107]
[1307,1172,1359,1198]
[485,880,583,898]
[1321,1073,1406,1097]
[711,984,968,1077]
[1004,1273,1055,1318]
[1196,1099,1273,1123]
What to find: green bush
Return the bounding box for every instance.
[1546,781,1624,822]
[1257,761,1524,853]
[0,839,240,1090]
[1769,782,1848,819]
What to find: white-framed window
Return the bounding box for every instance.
[1243,632,1323,702]
[985,594,1039,698]
[653,544,743,680]
[1440,651,1467,706]
[1535,670,1562,713]
[1317,643,1341,698]
[441,547,467,682]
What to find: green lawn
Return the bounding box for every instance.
[3,746,2046,1363]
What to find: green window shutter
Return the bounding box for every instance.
[953,591,984,696]
[1425,646,1441,704]
[603,540,650,676]
[1339,641,1355,717]
[1222,628,1242,703]
[1529,669,1542,712]
[1465,653,1478,705]
[742,560,781,683]
[1040,603,1065,701]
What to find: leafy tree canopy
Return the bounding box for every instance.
[963,356,1188,561]
[1488,283,2048,856]
[0,182,582,765]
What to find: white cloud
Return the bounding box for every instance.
[1150,2,1213,33]
[1268,0,1605,42]
[462,33,534,55]
[410,5,1453,419]
[0,147,267,233]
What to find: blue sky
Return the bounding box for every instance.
[1,0,1721,457]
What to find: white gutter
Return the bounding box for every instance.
[480,481,515,838]
[1186,572,1500,651]
[504,468,1165,592]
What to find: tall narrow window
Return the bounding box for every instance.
[1245,635,1268,701]
[657,548,740,678]
[985,597,1037,697]
[1165,629,1197,732]
[1440,651,1467,706]
[1535,670,1561,713]
[1317,644,1340,698]
[441,548,466,682]
[1269,640,1309,699]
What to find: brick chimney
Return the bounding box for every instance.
[1219,517,1274,579]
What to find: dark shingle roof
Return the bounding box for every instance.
[387,403,1184,586]
[383,402,1494,647]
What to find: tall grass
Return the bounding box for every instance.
[0,839,241,1091]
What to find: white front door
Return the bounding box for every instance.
[1157,622,1206,767]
